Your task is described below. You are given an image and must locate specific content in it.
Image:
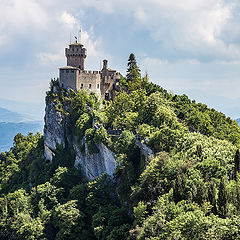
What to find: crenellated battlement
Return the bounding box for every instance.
[59,41,120,100]
[65,43,87,70]
[79,70,101,75]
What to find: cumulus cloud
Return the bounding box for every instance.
[60,11,78,28]
[0,0,48,46]
[72,0,240,61]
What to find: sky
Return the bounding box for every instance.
[0,0,240,120]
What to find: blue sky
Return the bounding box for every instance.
[1,0,240,120]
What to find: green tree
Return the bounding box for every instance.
[234,149,240,180]
[53,200,84,240]
[218,177,228,217]
[126,53,141,90]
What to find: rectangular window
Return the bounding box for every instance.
[89,84,92,89]
[97,84,100,89]
[66,70,69,73]
[81,83,83,89]
[105,93,109,100]
[71,70,74,73]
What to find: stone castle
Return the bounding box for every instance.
[59,40,120,100]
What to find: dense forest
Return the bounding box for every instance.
[0,54,240,239]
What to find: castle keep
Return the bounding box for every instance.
[59,41,120,100]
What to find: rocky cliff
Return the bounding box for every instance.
[44,99,116,180]
[43,84,156,180]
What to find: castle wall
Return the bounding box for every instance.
[77,71,101,97]
[59,44,120,99]
[101,70,120,100]
[59,68,78,91]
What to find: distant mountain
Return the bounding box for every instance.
[0,98,44,121]
[0,107,28,122]
[0,107,43,152]
[0,121,43,152]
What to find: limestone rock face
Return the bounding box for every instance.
[136,135,155,162]
[43,100,116,180]
[44,102,69,162]
[73,138,116,180]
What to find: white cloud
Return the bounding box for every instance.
[142,56,240,99]
[134,8,148,22]
[60,11,78,28]
[38,50,63,65]
[75,0,239,61]
[0,0,48,46]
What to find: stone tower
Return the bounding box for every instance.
[59,42,120,100]
[65,41,87,70]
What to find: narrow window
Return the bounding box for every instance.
[62,83,64,87]
[97,83,100,89]
[81,83,83,89]
[105,93,109,100]
[89,84,92,89]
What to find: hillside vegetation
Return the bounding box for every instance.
[0,54,240,239]
[0,121,43,152]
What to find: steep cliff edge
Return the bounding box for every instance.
[44,101,69,162]
[43,85,117,180]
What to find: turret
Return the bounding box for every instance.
[65,42,87,70]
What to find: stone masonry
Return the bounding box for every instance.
[59,40,120,100]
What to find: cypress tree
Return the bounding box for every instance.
[234,149,240,180]
[208,182,217,214]
[173,174,186,202]
[217,177,228,218]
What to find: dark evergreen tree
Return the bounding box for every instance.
[126,53,141,90]
[234,149,240,180]
[218,177,228,218]
[208,182,217,214]
[173,174,186,202]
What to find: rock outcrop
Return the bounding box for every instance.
[136,135,155,162]
[73,137,116,180]
[44,101,70,162]
[44,98,155,180]
[44,100,116,180]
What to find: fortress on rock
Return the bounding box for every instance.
[59,40,120,100]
